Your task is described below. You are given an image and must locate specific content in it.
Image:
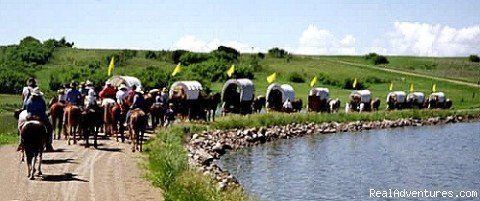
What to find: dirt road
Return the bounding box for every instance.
[0,132,163,201]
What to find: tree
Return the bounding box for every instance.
[171,50,188,64]
[145,51,157,60]
[17,36,52,65]
[469,55,480,62]
[211,46,239,62]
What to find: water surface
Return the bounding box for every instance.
[219,122,480,200]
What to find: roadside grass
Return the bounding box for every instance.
[0,112,18,145]
[145,109,480,201]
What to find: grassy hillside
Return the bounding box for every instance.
[2,47,479,110]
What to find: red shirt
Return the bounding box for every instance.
[99,86,116,99]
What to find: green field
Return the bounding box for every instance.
[16,48,479,110]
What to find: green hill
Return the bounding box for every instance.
[1,45,480,109]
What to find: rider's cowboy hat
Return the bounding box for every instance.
[85,80,93,86]
[149,89,159,94]
[70,81,78,88]
[118,84,128,90]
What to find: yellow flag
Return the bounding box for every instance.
[432,83,436,92]
[107,56,115,76]
[352,78,357,88]
[310,76,317,87]
[227,64,235,77]
[409,83,414,92]
[267,72,277,84]
[172,63,181,76]
[389,82,393,91]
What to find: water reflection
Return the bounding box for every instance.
[219,122,480,201]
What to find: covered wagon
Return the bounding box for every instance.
[386,91,406,109]
[169,81,203,100]
[265,83,296,111]
[308,87,330,112]
[107,75,142,90]
[222,78,254,114]
[427,92,452,109]
[168,81,204,120]
[349,90,372,112]
[406,92,425,109]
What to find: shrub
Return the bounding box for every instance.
[257,52,265,59]
[268,47,288,58]
[364,52,389,65]
[373,55,389,65]
[343,78,366,90]
[469,55,480,62]
[171,50,189,64]
[179,52,210,65]
[288,72,305,83]
[211,46,239,62]
[145,51,157,60]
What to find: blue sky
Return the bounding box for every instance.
[1,0,479,56]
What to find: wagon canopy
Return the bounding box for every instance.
[280,84,295,102]
[309,87,330,100]
[407,92,425,104]
[350,90,371,103]
[387,91,406,103]
[169,81,203,100]
[222,78,254,102]
[429,92,446,103]
[107,75,142,90]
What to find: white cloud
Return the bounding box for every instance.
[377,22,480,56]
[173,35,254,53]
[295,25,356,55]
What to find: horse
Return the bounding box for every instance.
[201,92,221,122]
[81,105,102,148]
[149,102,164,128]
[128,109,148,152]
[328,98,341,113]
[112,103,127,142]
[252,96,266,113]
[371,98,381,111]
[49,102,65,140]
[102,98,116,136]
[63,105,82,145]
[291,99,303,112]
[20,116,48,180]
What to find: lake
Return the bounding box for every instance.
[219,122,480,200]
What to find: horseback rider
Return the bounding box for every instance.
[99,81,116,101]
[66,81,82,106]
[116,84,128,105]
[125,89,145,126]
[20,88,54,152]
[159,87,169,106]
[21,77,38,107]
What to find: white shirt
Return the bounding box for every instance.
[283,100,292,109]
[116,90,128,104]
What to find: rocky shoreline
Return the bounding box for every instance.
[186,115,478,190]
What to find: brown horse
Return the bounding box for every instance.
[63,105,82,145]
[112,103,127,142]
[102,99,116,136]
[81,105,102,148]
[50,102,65,140]
[292,99,303,112]
[149,102,164,128]
[252,96,266,113]
[200,92,221,122]
[20,118,47,180]
[129,109,148,152]
[371,98,381,111]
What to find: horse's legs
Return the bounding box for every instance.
[129,128,135,152]
[84,126,90,148]
[139,131,144,152]
[37,151,43,176]
[73,125,77,144]
[29,154,36,180]
[67,125,71,145]
[26,152,31,178]
[94,127,98,149]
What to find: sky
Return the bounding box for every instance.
[0,0,479,56]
